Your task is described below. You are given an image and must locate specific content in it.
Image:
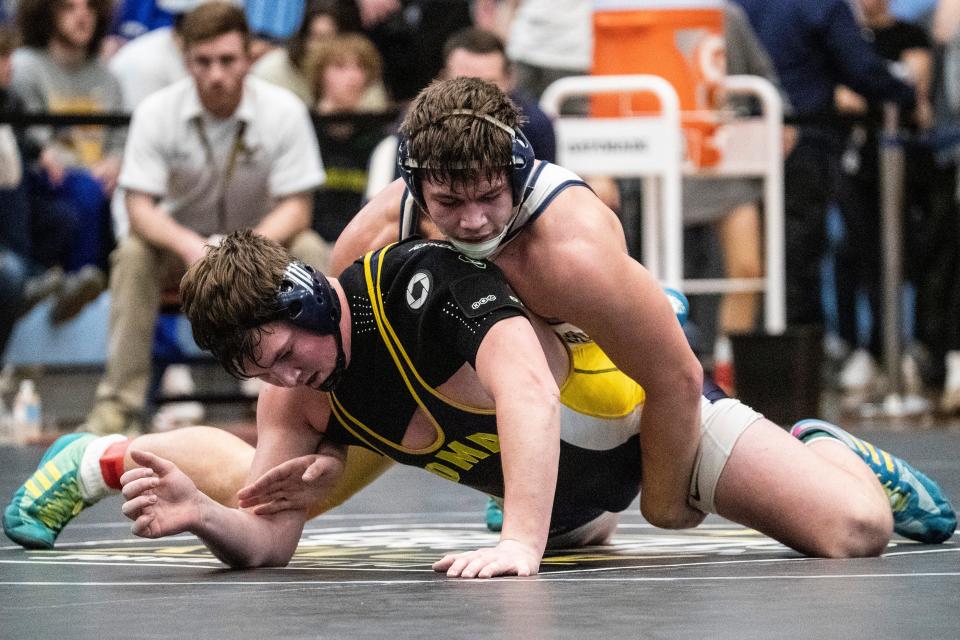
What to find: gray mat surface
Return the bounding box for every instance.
[1,429,958,639]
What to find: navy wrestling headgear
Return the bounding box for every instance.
[276,261,346,391]
[397,109,535,208]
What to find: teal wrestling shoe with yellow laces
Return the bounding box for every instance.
[791,419,956,544]
[3,433,96,549]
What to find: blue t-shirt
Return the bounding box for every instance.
[244,0,305,41]
[111,0,175,40]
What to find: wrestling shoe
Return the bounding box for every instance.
[3,433,95,549]
[791,419,956,543]
[485,497,503,532]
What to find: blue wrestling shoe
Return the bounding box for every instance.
[3,433,96,549]
[485,497,503,532]
[791,419,956,544]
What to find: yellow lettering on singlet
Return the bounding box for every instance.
[436,441,489,470]
[466,432,501,453]
[425,462,461,482]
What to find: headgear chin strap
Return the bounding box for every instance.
[276,261,346,391]
[397,109,536,209]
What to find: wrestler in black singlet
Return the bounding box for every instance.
[324,239,642,534]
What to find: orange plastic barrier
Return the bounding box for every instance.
[592,2,725,166]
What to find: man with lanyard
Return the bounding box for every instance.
[81,1,328,436]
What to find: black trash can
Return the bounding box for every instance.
[729,326,823,427]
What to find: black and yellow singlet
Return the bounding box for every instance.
[325,239,644,532]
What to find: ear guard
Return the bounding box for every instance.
[397,109,535,208]
[277,261,346,391]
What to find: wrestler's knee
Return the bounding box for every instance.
[807,497,892,558]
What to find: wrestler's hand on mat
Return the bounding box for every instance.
[120,449,202,539]
[432,539,541,579]
[236,453,345,515]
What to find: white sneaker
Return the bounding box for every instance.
[160,364,196,396]
[941,351,960,414]
[901,352,926,397]
[240,377,264,398]
[839,349,880,392]
[151,401,205,432]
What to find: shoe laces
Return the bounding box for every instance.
[882,479,910,514]
[32,476,84,532]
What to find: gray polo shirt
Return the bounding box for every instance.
[119,75,325,236]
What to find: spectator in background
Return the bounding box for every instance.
[0,24,55,358]
[250,0,388,112]
[359,0,473,103]
[733,0,917,331]
[833,0,935,401]
[250,0,339,105]
[109,0,240,423]
[309,33,387,249]
[12,0,126,321]
[82,2,328,435]
[0,24,100,355]
[109,0,245,247]
[921,0,960,413]
[109,0,235,112]
[503,0,590,105]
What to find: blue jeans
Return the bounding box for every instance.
[0,249,28,362]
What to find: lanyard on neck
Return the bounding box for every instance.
[193,117,248,232]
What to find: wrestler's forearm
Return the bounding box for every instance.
[306,448,395,519]
[477,319,560,557]
[193,494,305,568]
[498,392,560,556]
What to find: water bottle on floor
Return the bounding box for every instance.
[12,379,41,445]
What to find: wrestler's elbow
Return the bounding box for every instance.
[647,355,702,404]
[223,544,296,570]
[677,357,703,401]
[641,501,706,530]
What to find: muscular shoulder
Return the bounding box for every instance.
[330,178,406,274]
[511,186,625,270]
[498,187,629,314]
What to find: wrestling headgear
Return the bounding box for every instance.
[276,261,346,391]
[397,109,535,209]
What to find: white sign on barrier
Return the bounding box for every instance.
[555,118,681,177]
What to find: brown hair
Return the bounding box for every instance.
[179,1,250,52]
[17,0,113,57]
[309,33,383,103]
[399,77,525,193]
[287,0,340,72]
[442,27,509,72]
[180,230,289,378]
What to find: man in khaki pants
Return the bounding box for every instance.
[87,2,328,434]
